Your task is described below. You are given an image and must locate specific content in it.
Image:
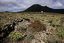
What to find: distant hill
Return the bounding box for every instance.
[24,4,43,12]
[24,4,64,14]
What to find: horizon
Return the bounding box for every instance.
[0,0,64,12]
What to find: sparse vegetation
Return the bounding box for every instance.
[0,12,64,43]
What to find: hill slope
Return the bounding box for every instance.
[24,4,64,13]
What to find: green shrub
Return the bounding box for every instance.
[9,31,23,41]
[56,26,64,39]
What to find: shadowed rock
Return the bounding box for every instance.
[0,19,24,43]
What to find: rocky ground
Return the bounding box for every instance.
[0,12,64,43]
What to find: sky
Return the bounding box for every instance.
[0,0,64,12]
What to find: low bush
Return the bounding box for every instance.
[56,26,64,39]
[9,31,23,41]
